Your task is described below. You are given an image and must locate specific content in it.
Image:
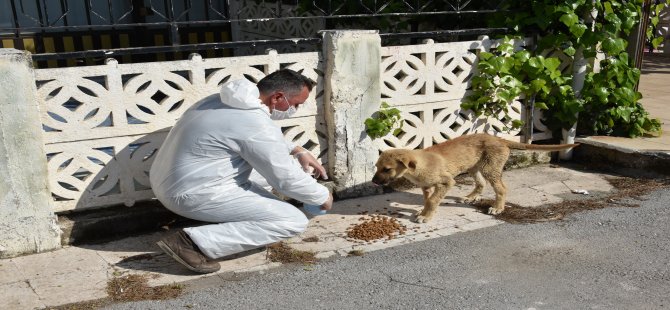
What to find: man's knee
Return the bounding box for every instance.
[276,208,309,237]
[289,212,309,235]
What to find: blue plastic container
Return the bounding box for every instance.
[303,204,327,215]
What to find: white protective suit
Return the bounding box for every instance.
[149,79,330,259]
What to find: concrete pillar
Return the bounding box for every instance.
[561,5,598,160]
[321,30,383,198]
[0,49,61,258]
[559,46,586,160]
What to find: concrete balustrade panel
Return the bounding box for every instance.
[34,51,326,212]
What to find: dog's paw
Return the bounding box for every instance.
[487,207,504,215]
[414,215,431,223]
[458,196,481,204]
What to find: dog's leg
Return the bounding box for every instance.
[422,186,434,200]
[458,170,485,203]
[416,179,453,223]
[482,172,507,215]
[420,186,434,208]
[481,148,509,215]
[416,186,434,217]
[487,178,507,214]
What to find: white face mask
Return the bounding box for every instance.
[270,96,298,120]
[270,105,297,120]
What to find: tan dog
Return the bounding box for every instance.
[372,133,578,223]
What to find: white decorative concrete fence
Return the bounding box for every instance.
[0,30,566,257]
[35,51,324,213]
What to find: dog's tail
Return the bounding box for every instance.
[504,140,579,151]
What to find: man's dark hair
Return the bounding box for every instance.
[257,69,315,97]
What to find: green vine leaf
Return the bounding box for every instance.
[559,12,579,27]
[652,37,664,49]
[530,79,547,94]
[593,87,609,103]
[544,58,562,73]
[490,57,514,73]
[602,37,626,54]
[569,23,588,38]
[603,2,614,14]
[364,102,404,140]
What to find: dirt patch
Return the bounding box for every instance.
[47,274,184,310]
[605,176,669,199]
[266,242,317,264]
[475,176,670,224]
[346,215,407,241]
[106,274,183,302]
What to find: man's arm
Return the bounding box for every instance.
[238,126,329,207]
[290,146,328,180]
[290,147,332,210]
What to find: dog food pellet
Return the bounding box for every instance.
[345,215,407,242]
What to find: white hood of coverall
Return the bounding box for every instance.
[219,79,264,110]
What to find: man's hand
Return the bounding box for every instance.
[293,149,328,180]
[321,192,333,211]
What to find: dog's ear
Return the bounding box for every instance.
[396,153,417,171]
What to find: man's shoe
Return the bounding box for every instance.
[156,229,221,274]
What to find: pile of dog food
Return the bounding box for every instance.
[346,215,407,241]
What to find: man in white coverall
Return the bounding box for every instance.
[150,69,333,273]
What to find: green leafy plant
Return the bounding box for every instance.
[462,36,581,132]
[469,0,667,138]
[365,102,404,140]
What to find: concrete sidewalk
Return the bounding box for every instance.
[0,164,616,309]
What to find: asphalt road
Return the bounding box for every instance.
[105,188,670,310]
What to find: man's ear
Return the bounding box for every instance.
[272,92,284,103]
[397,153,417,171]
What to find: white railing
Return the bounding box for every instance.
[375,39,558,151]
[35,51,325,212]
